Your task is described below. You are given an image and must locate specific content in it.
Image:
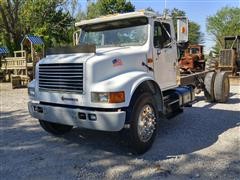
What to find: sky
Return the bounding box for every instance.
[79,0,240,53]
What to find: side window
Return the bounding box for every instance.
[154,22,171,48]
[154,22,162,48]
[162,23,171,47]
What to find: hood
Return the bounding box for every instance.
[36,45,149,107]
[40,53,94,64]
[39,46,147,65]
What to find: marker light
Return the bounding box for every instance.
[109,91,125,103]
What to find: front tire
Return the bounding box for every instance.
[127,93,159,154]
[39,120,73,135]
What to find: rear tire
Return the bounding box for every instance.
[204,72,216,102]
[126,93,159,154]
[39,120,73,135]
[214,72,230,103]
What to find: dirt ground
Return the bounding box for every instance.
[0,83,240,180]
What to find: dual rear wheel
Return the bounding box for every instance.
[204,71,230,103]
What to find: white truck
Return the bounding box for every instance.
[28,11,230,154]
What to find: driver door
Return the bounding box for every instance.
[153,21,177,90]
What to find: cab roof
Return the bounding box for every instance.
[75,10,158,27]
[224,36,240,40]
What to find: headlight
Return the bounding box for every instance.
[28,87,35,97]
[91,92,109,103]
[91,91,125,103]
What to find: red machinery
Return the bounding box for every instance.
[179,45,205,73]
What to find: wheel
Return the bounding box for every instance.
[204,71,216,102]
[214,72,230,103]
[127,93,159,154]
[205,58,218,71]
[39,120,73,135]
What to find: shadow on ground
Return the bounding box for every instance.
[1,93,239,179]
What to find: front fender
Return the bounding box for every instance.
[28,79,36,89]
[90,71,154,107]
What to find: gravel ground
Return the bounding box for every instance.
[0,83,240,180]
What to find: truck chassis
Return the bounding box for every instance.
[27,11,230,154]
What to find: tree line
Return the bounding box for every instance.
[207,6,240,54]
[0,0,239,54]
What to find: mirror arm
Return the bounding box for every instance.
[73,29,81,46]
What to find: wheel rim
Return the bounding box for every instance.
[137,104,156,143]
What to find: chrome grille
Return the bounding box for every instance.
[39,63,83,93]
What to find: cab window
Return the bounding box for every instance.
[190,48,200,54]
[154,22,171,48]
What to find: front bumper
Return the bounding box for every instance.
[28,101,126,131]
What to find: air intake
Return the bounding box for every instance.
[39,63,83,93]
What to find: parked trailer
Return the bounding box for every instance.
[27,11,230,154]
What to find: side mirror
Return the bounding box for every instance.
[177,17,188,43]
[73,30,81,46]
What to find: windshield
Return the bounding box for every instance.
[225,39,236,49]
[190,48,199,54]
[79,17,148,48]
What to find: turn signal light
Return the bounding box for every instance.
[109,91,125,103]
[147,58,153,64]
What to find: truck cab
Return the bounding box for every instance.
[28,11,195,154]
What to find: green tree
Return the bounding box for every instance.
[20,0,74,47]
[145,7,155,12]
[207,6,240,52]
[0,0,23,53]
[189,21,204,44]
[75,10,87,21]
[146,8,203,44]
[0,0,75,51]
[87,0,135,19]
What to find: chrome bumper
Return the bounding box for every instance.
[28,101,126,131]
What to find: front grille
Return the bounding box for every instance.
[39,63,83,93]
[219,49,233,67]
